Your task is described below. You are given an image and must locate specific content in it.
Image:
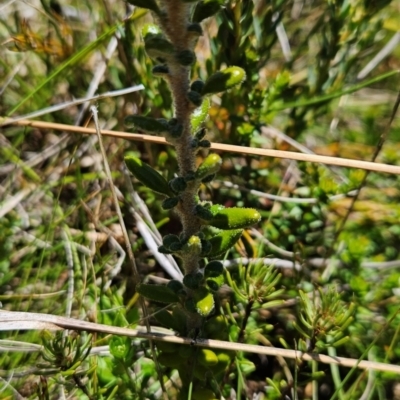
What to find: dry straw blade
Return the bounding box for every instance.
[1,310,400,375]
[3,118,400,175]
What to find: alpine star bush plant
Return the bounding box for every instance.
[123,0,262,396]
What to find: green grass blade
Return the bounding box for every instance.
[269,70,399,111]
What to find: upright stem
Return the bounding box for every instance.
[157,0,203,273]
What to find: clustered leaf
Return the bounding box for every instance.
[121,0,260,376]
[125,156,173,197]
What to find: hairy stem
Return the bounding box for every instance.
[157,0,203,273]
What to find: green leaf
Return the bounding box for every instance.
[202,66,246,95]
[125,115,169,134]
[169,177,187,193]
[204,315,229,340]
[125,156,173,196]
[127,0,160,14]
[175,50,196,66]
[204,261,223,278]
[141,23,162,39]
[207,205,261,229]
[187,90,203,107]
[187,23,203,35]
[167,280,185,294]
[191,97,210,131]
[154,309,183,332]
[192,0,224,23]
[195,153,222,180]
[109,336,131,359]
[171,306,188,335]
[195,204,213,221]
[163,234,181,249]
[136,283,180,304]
[208,229,243,257]
[206,275,224,291]
[194,287,215,316]
[197,349,218,367]
[183,272,204,289]
[144,36,175,61]
[191,79,205,93]
[152,65,169,76]
[161,197,180,210]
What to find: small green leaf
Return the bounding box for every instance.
[109,336,130,359]
[191,79,205,93]
[204,315,229,340]
[169,177,187,193]
[167,280,185,294]
[191,97,210,131]
[163,234,181,249]
[208,229,243,257]
[162,197,179,210]
[200,239,212,255]
[125,115,169,134]
[197,348,218,367]
[207,205,261,229]
[176,49,196,66]
[152,65,169,76]
[192,0,224,23]
[198,139,211,148]
[144,36,175,61]
[195,153,222,180]
[194,287,215,316]
[201,173,215,184]
[187,23,203,35]
[136,283,180,304]
[206,276,224,291]
[141,23,162,39]
[194,128,206,140]
[154,309,183,332]
[187,90,203,107]
[172,305,189,335]
[168,122,183,139]
[204,261,223,278]
[158,245,173,254]
[238,359,256,375]
[183,272,204,289]
[195,204,213,221]
[202,66,246,95]
[161,197,179,210]
[127,0,160,14]
[125,156,173,196]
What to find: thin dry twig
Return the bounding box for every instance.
[3,119,400,175]
[1,310,400,375]
[0,86,144,126]
[90,106,167,395]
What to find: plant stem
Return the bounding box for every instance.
[156,1,203,272]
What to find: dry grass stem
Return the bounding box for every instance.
[1,311,400,375]
[4,119,400,175]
